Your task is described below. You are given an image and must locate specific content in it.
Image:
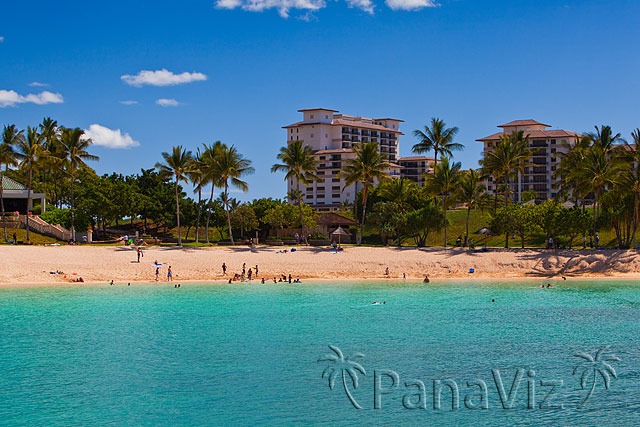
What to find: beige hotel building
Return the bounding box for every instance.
[283,108,415,209]
[477,119,580,202]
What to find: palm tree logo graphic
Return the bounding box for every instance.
[573,346,620,408]
[318,345,366,409]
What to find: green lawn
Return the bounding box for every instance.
[0,228,63,245]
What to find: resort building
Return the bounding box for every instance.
[283,108,404,209]
[0,174,47,214]
[397,156,435,186]
[477,120,580,202]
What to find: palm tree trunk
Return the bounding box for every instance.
[443,195,448,247]
[205,185,215,243]
[633,193,638,250]
[224,181,234,245]
[26,165,32,242]
[593,193,598,240]
[359,184,369,246]
[175,180,181,246]
[1,170,6,242]
[297,180,307,245]
[195,187,202,243]
[70,166,76,241]
[465,206,470,248]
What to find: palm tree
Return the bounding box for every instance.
[39,117,65,207]
[317,345,366,409]
[271,140,319,245]
[573,346,619,408]
[14,126,45,242]
[188,148,205,243]
[481,131,532,206]
[201,141,225,243]
[457,168,485,247]
[1,125,22,242]
[571,146,623,238]
[211,145,254,245]
[621,129,640,249]
[60,128,99,240]
[340,141,388,245]
[156,146,194,246]
[587,125,624,153]
[553,135,592,207]
[412,118,463,167]
[425,156,462,247]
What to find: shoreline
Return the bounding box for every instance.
[2,246,640,288]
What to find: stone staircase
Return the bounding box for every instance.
[18,215,72,241]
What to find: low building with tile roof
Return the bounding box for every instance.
[1,174,47,214]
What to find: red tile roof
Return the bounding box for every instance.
[283,120,403,135]
[316,212,357,226]
[477,130,580,142]
[399,156,435,162]
[298,108,339,113]
[498,119,551,128]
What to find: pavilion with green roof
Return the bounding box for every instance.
[1,174,47,214]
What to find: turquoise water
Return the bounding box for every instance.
[0,280,638,425]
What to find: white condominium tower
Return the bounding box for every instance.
[477,119,580,202]
[283,108,403,209]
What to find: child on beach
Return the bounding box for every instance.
[167,266,173,282]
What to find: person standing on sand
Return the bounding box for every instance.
[255,265,259,277]
[248,268,253,281]
[155,266,160,282]
[242,263,246,275]
[167,266,173,282]
[385,267,389,276]
[222,263,227,275]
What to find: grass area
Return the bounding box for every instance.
[0,228,63,245]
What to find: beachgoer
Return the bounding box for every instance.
[167,266,173,282]
[423,275,430,283]
[385,267,389,276]
[248,268,253,280]
[178,284,181,288]
[595,234,600,248]
[562,276,567,281]
[288,274,292,284]
[491,299,495,303]
[110,280,114,286]
[403,273,406,280]
[273,277,277,283]
[137,247,142,263]
[222,263,227,275]
[12,233,17,243]
[242,263,246,275]
[255,265,259,276]
[261,278,265,284]
[548,237,554,250]
[128,283,130,286]
[155,267,160,281]
[583,236,587,249]
[228,278,232,284]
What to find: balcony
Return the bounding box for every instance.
[342,143,351,149]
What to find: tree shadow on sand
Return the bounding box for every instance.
[518,250,638,277]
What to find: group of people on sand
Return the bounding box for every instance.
[154,261,173,282]
[384,267,430,283]
[222,262,301,284]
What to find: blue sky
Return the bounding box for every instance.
[1,0,639,201]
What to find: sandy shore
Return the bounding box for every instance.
[2,245,640,286]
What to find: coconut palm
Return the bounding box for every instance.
[39,117,65,207]
[552,134,592,206]
[59,128,99,240]
[201,141,225,243]
[412,118,463,167]
[1,125,22,242]
[480,130,532,206]
[156,146,195,246]
[14,126,46,242]
[271,140,319,245]
[210,145,254,245]
[570,146,623,238]
[188,148,205,243]
[587,125,624,153]
[617,129,640,248]
[573,346,619,408]
[457,168,485,247]
[425,156,462,247]
[340,141,388,245]
[317,345,366,409]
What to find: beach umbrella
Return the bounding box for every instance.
[474,227,493,245]
[330,226,350,246]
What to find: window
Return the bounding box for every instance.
[319,156,326,160]
[310,114,314,119]
[325,115,329,119]
[332,186,340,191]
[332,178,340,183]
[332,194,340,198]
[325,134,328,138]
[311,133,314,138]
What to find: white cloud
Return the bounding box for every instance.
[385,0,437,11]
[28,82,49,87]
[156,98,179,107]
[216,0,326,18]
[83,124,140,149]
[346,0,374,13]
[121,69,207,87]
[0,90,64,108]
[0,36,4,42]
[120,100,138,105]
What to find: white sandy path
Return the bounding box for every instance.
[2,246,640,286]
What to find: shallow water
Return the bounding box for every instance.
[0,280,638,425]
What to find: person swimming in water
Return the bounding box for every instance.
[423,275,430,283]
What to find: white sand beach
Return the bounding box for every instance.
[2,246,640,286]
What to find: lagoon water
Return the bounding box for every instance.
[0,280,638,425]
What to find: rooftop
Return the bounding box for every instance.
[498,119,551,128]
[298,108,339,113]
[477,129,580,142]
[398,156,436,162]
[0,174,27,191]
